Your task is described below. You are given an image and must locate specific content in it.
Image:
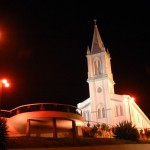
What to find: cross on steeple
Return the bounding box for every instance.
[94,19,97,25]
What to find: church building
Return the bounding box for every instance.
[77,21,150,130]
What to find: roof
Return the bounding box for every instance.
[91,20,105,54]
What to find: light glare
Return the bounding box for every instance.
[130,97,134,103]
[2,79,7,84]
[5,83,9,87]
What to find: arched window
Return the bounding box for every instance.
[120,105,123,116]
[93,59,101,75]
[97,108,101,118]
[115,106,119,116]
[83,110,90,121]
[102,107,105,118]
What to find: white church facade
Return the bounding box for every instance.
[77,21,150,130]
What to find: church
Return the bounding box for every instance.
[77,20,150,130]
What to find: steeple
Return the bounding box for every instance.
[91,19,105,54]
[86,46,90,55]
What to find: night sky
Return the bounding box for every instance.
[0,1,150,118]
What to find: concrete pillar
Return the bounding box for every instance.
[26,119,30,137]
[72,120,77,139]
[52,118,57,138]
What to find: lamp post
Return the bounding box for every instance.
[0,79,9,113]
[0,32,1,41]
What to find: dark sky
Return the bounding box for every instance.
[0,1,150,118]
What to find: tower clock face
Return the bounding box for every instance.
[97,87,102,93]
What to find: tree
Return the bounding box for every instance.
[0,117,8,149]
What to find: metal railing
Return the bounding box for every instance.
[0,103,82,118]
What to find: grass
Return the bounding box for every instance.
[5,136,150,149]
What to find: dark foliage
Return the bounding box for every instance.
[112,120,139,141]
[101,123,110,131]
[0,117,8,149]
[145,129,150,140]
[82,123,110,137]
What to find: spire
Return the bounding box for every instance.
[91,19,105,54]
[86,45,90,55]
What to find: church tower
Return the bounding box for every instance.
[86,20,115,125]
[78,20,150,129]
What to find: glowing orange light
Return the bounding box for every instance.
[5,83,9,87]
[1,79,10,87]
[2,79,7,84]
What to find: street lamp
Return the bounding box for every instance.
[123,96,134,122]
[0,79,10,112]
[0,31,2,40]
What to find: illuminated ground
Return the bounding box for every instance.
[6,136,150,149]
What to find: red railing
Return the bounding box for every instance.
[0,103,82,118]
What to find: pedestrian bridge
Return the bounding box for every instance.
[1,103,84,138]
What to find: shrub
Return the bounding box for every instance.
[0,117,8,149]
[145,129,150,140]
[89,125,98,137]
[139,129,145,140]
[112,120,139,141]
[82,127,91,137]
[101,123,109,131]
[82,124,101,137]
